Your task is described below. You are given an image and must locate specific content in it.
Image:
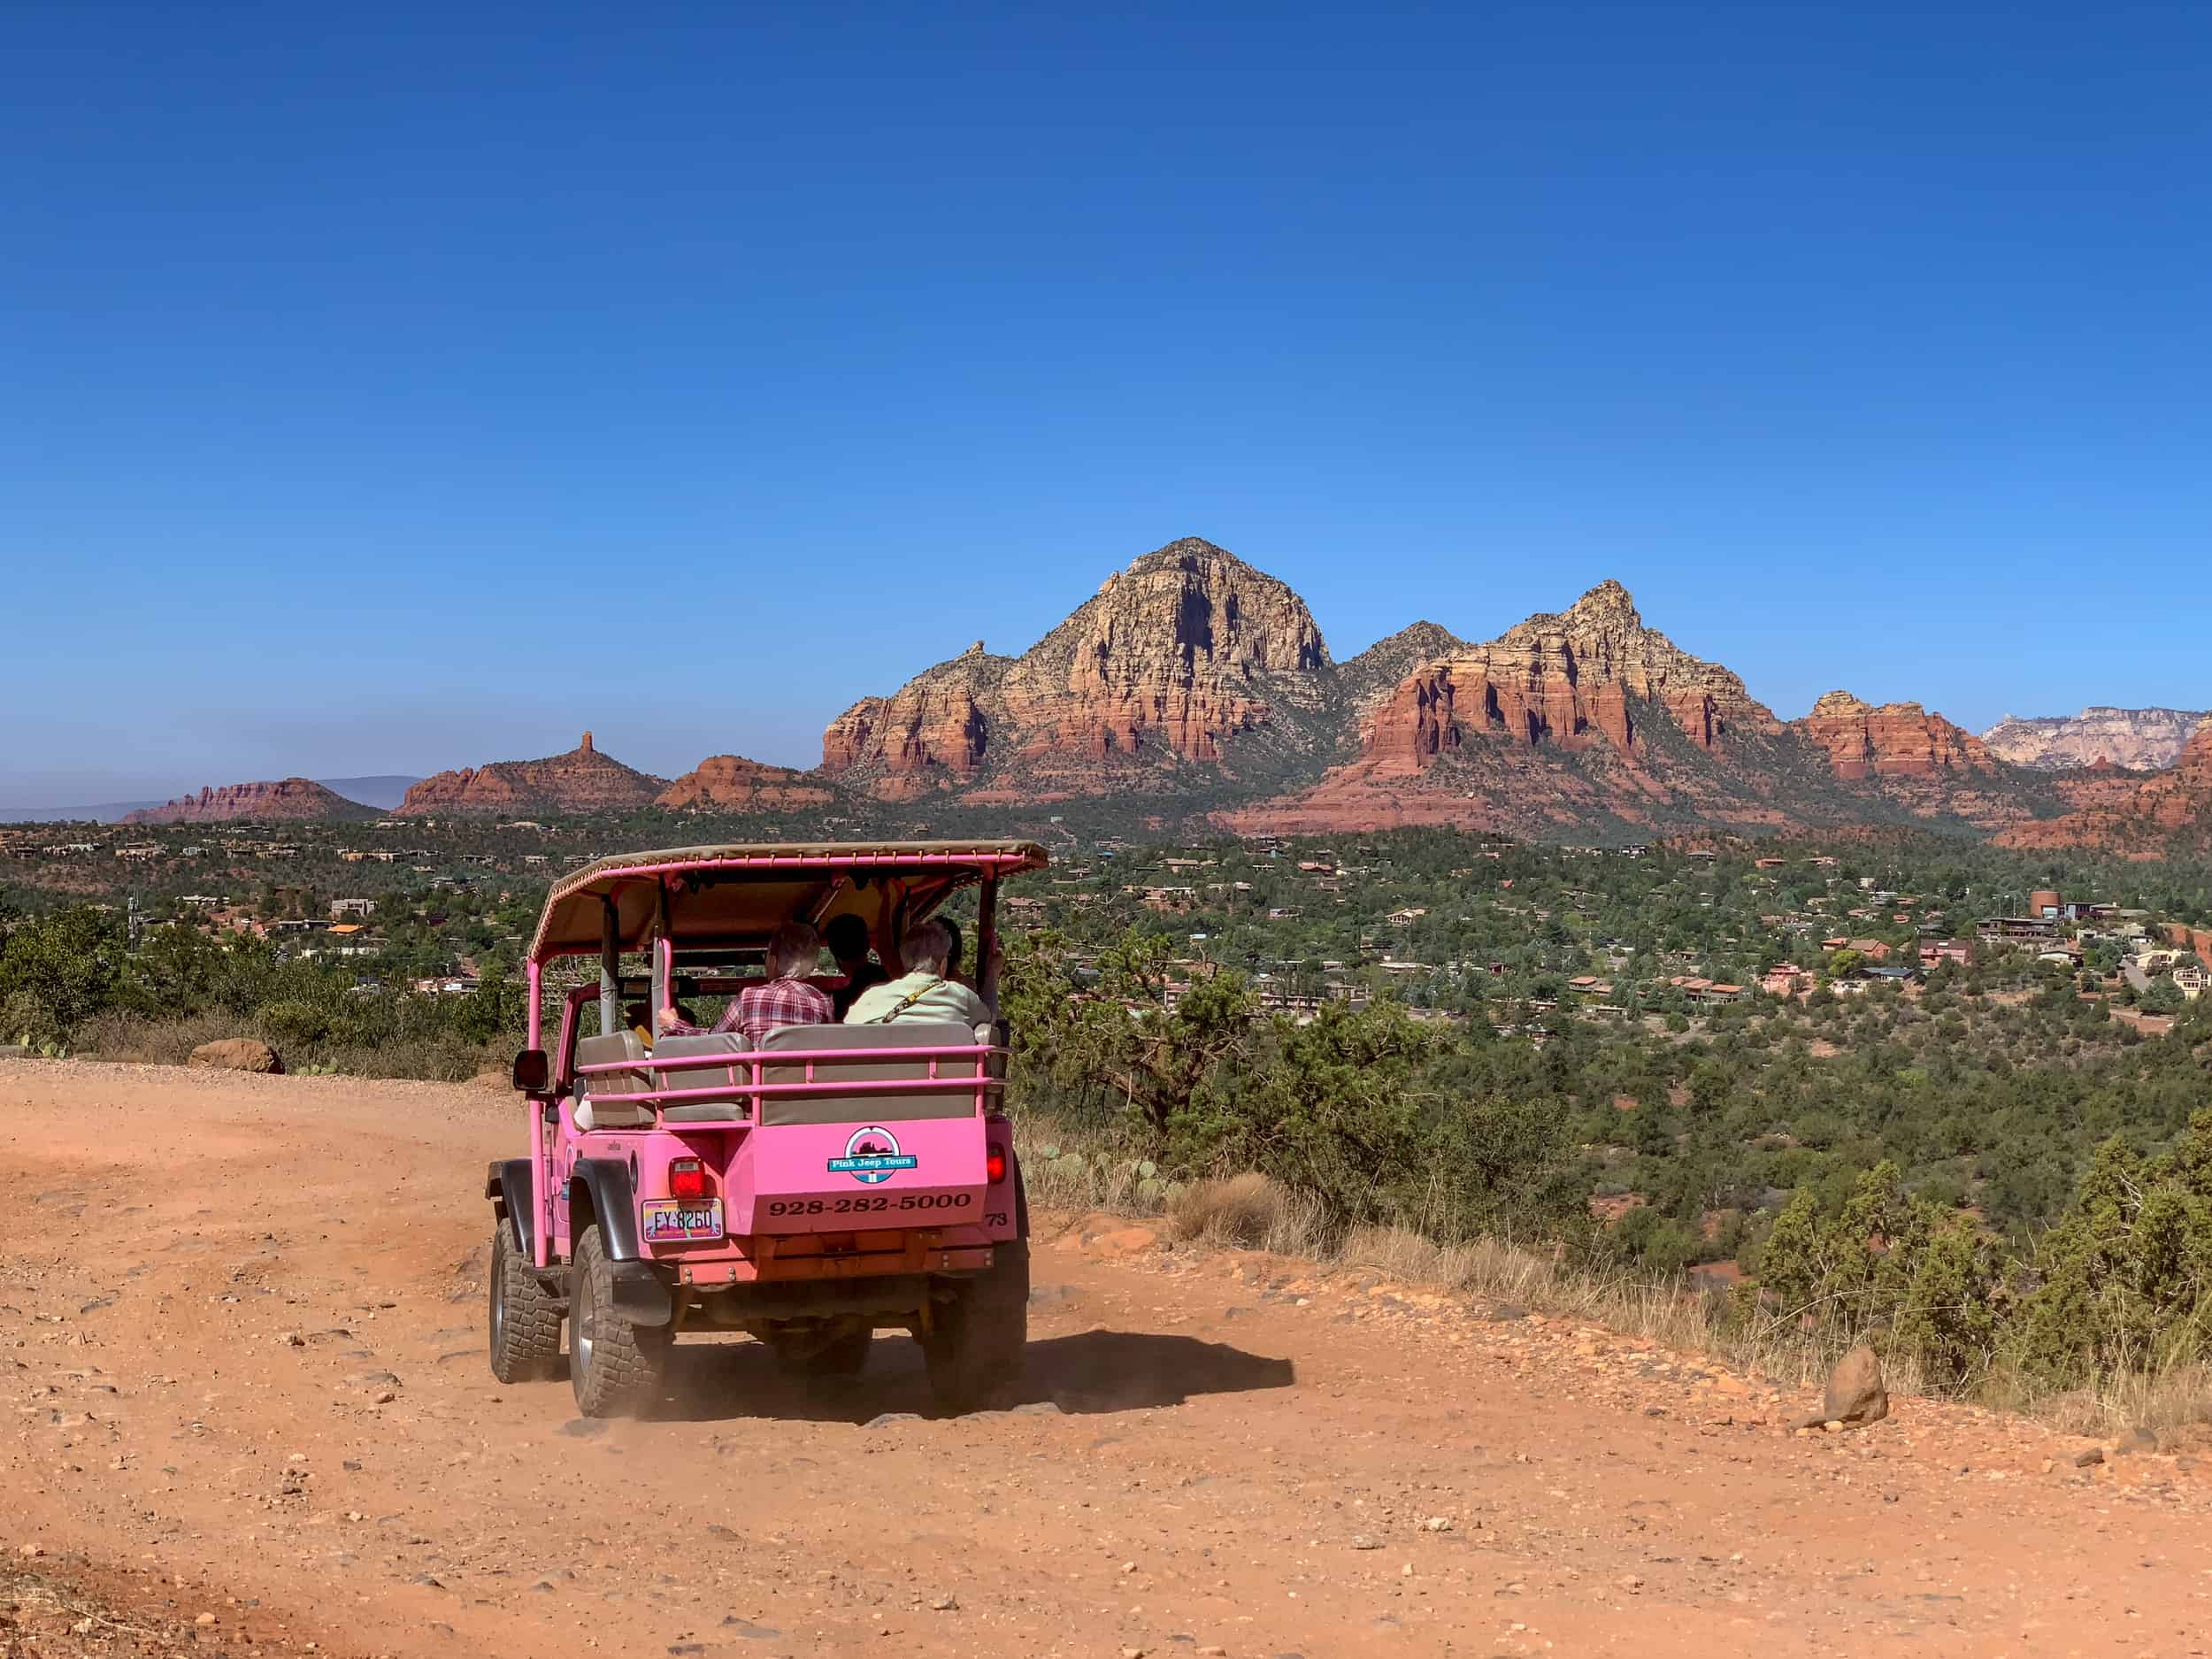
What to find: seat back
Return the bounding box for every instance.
[756,1021,988,1127]
[648,1032,756,1124]
[573,1032,654,1130]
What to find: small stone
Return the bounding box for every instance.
[931,1594,957,1610]
[864,1412,922,1430]
[1824,1419,1845,1433]
[1421,1516,1453,1532]
[1121,1560,1138,1573]
[1618,1572,1644,1593]
[196,1613,219,1627]
[18,1542,42,1558]
[1350,1533,1382,1550]
[2074,1447,2106,1468]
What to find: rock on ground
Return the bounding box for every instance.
[1822,1342,1888,1426]
[188,1038,284,1074]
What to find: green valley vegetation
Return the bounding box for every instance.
[8,818,2212,1400]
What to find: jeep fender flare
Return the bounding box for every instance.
[566,1158,671,1326]
[484,1158,537,1261]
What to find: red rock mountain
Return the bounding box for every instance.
[1996,719,2212,853]
[121,778,374,825]
[1793,691,1996,780]
[1357,580,1780,772]
[397,733,664,817]
[821,538,1339,800]
[654,756,835,813]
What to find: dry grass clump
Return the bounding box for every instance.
[1168,1172,1325,1254]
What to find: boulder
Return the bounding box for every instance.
[189,1038,284,1075]
[1819,1343,1888,1427]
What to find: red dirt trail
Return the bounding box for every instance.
[3,1061,2208,1658]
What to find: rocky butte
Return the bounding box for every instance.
[821,537,1348,801]
[653,756,834,813]
[397,732,665,817]
[1981,706,2212,772]
[121,778,375,825]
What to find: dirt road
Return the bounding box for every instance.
[4,1062,2208,1658]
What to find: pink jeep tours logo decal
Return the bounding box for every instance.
[826,1125,918,1185]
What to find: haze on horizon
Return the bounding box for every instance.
[5,3,2209,808]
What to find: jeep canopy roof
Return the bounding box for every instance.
[526,840,1049,963]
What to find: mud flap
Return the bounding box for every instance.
[610,1262,672,1326]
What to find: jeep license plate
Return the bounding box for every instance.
[641,1198,723,1244]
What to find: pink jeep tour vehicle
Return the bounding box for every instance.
[488,839,1046,1417]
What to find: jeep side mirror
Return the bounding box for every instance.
[511,1048,551,1093]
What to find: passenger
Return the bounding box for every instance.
[825,912,891,1021]
[660,921,832,1046]
[844,918,995,1027]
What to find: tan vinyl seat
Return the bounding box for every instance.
[647,1033,760,1124]
[756,1021,991,1127]
[572,1032,654,1130]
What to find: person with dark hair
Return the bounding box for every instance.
[826,911,891,1021]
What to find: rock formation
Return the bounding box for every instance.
[1996,718,2212,853]
[1791,691,1998,780]
[1982,706,2210,772]
[1229,582,1816,837]
[653,755,835,813]
[821,538,1338,798]
[396,732,664,817]
[122,778,375,825]
[1352,581,1781,772]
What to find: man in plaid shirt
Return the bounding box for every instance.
[659,921,831,1046]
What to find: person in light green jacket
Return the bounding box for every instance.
[845,918,997,1026]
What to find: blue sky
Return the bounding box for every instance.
[4,2,2208,803]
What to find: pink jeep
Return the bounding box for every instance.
[488,839,1046,1417]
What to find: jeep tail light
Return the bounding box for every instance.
[668,1158,712,1202]
[987,1147,1007,1184]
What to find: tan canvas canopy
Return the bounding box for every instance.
[527,840,1049,963]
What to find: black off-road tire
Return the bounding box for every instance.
[922,1238,1029,1414]
[488,1218,562,1384]
[569,1224,670,1418]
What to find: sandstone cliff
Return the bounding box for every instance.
[821,538,1338,799]
[653,755,835,813]
[396,733,664,817]
[1996,719,2212,853]
[1792,691,1998,780]
[122,778,376,826]
[1982,706,2210,772]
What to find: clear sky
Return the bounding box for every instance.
[5,2,2208,804]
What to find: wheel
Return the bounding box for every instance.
[569,1223,670,1417]
[488,1217,561,1384]
[922,1238,1028,1414]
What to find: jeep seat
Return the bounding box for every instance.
[572,1032,653,1130]
[756,1021,991,1127]
[647,1033,760,1124]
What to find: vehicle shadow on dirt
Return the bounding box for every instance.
[654,1330,1295,1425]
